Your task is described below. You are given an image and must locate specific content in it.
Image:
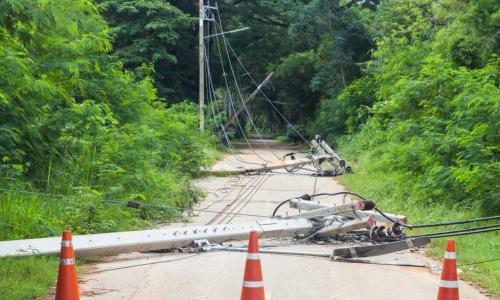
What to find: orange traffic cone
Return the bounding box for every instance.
[241,231,265,300]
[55,230,80,300]
[437,239,459,300]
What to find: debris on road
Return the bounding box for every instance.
[0,191,425,259]
[207,135,351,176]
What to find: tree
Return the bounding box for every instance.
[276,0,373,131]
[0,0,209,200]
[273,51,319,125]
[321,0,500,214]
[96,0,195,101]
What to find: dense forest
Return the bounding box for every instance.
[0,0,498,298]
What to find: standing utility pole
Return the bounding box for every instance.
[199,0,205,131]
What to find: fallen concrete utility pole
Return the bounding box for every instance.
[206,154,331,175]
[0,203,373,258]
[0,197,414,259]
[0,219,315,258]
[289,199,408,224]
[207,136,349,176]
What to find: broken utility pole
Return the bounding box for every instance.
[207,136,350,176]
[0,196,419,259]
[0,219,315,258]
[311,135,352,175]
[223,72,274,130]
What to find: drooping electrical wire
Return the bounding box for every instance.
[213,11,283,160]
[215,13,311,147]
[210,14,272,164]
[205,44,265,166]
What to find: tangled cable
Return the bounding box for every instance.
[271,191,370,217]
[271,191,500,239]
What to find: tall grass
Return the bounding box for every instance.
[0,184,199,299]
[0,178,205,299]
[0,256,58,300]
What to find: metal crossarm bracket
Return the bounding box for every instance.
[332,237,430,258]
[192,239,212,252]
[310,136,351,175]
[203,5,217,21]
[289,199,408,224]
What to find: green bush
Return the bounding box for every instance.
[0,2,215,297]
[0,1,213,239]
[315,0,499,214]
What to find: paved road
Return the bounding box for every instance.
[80,145,488,299]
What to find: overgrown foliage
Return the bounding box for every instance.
[0,0,213,237]
[250,0,373,128]
[316,0,499,214]
[0,1,215,297]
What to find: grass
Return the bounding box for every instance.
[336,149,499,297]
[0,190,161,299]
[0,146,221,299]
[202,147,223,167]
[274,135,289,143]
[0,256,58,299]
[0,137,223,299]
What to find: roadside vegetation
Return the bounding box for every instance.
[0,1,216,298]
[336,145,499,296]
[316,0,499,216]
[319,1,499,294]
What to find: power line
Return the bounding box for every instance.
[220,23,311,147]
[0,185,272,222]
[204,175,262,224]
[459,258,500,266]
[205,44,264,166]
[105,199,272,219]
[205,48,247,168]
[213,9,283,161]
[204,11,244,168]
[408,224,500,238]
[211,15,271,165]
[224,174,271,223]
[215,14,280,162]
